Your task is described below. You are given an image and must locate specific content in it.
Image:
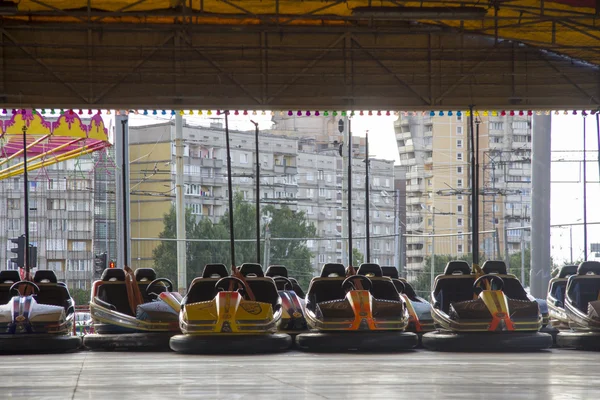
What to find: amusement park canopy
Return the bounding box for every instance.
[2,1,600,109]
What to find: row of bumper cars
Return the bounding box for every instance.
[84,268,181,351]
[169,264,292,354]
[423,260,552,352]
[0,270,81,353]
[554,262,600,350]
[296,263,417,352]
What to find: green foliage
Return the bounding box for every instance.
[71,288,91,306]
[352,248,365,266]
[152,193,316,289]
[508,247,531,288]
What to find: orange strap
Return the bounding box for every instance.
[124,266,144,315]
[231,265,256,301]
[346,265,363,290]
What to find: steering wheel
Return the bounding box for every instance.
[146,278,174,299]
[273,276,293,290]
[215,276,248,297]
[10,281,40,297]
[342,275,372,293]
[473,274,504,295]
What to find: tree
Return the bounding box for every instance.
[352,248,365,266]
[508,248,531,288]
[263,204,317,289]
[152,192,316,289]
[71,288,91,306]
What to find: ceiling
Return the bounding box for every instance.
[1,1,599,109]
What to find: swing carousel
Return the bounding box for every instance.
[0,109,112,284]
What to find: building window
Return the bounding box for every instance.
[46,239,67,251]
[457,205,463,214]
[456,115,463,122]
[428,179,432,186]
[457,152,463,161]
[428,218,432,227]
[8,219,20,231]
[29,221,38,232]
[458,244,464,253]
[456,126,463,135]
[48,219,67,231]
[457,195,463,200]
[240,153,248,164]
[7,199,20,210]
[47,199,66,210]
[47,260,62,271]
[456,139,463,148]
[318,170,324,180]
[457,218,463,227]
[319,188,326,197]
[318,254,326,263]
[490,122,504,130]
[306,172,314,181]
[457,166,463,174]
[457,179,463,188]
[68,259,89,271]
[72,241,87,251]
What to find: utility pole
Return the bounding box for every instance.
[341,116,349,266]
[583,115,588,261]
[394,188,402,276]
[115,111,131,269]
[251,120,261,264]
[263,221,271,267]
[175,112,187,293]
[365,130,370,263]
[347,118,353,268]
[469,105,480,267]
[224,111,236,268]
[22,124,31,279]
[520,212,525,283]
[431,208,435,291]
[570,226,573,264]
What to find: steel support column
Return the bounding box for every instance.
[530,114,552,298]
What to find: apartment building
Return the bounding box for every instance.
[396,113,541,280]
[129,117,397,273]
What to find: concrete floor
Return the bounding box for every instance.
[0,350,598,399]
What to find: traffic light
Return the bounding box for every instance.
[28,245,37,269]
[93,253,107,279]
[109,260,115,269]
[10,235,26,268]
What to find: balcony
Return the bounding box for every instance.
[406,236,425,245]
[406,249,425,258]
[285,166,298,175]
[512,141,531,150]
[407,220,424,231]
[489,141,504,150]
[406,261,425,272]
[405,170,423,180]
[508,168,531,177]
[424,129,433,137]
[201,158,223,168]
[396,131,412,140]
[407,197,424,205]
[398,144,415,154]
[407,182,425,192]
[424,156,433,164]
[402,158,417,166]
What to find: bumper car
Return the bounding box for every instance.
[169,263,292,354]
[381,266,434,338]
[0,270,81,353]
[84,267,181,351]
[295,263,417,352]
[556,261,600,350]
[547,265,578,329]
[265,265,307,333]
[422,260,552,351]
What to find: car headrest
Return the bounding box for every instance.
[357,263,383,277]
[33,270,58,283]
[444,261,471,275]
[202,264,229,278]
[266,265,288,278]
[381,266,399,279]
[578,261,600,275]
[558,265,578,278]
[101,268,126,281]
[134,268,157,282]
[0,270,20,283]
[482,260,508,275]
[239,263,264,277]
[320,263,346,277]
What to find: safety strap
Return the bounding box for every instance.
[231,265,256,301]
[124,266,144,315]
[472,262,489,299]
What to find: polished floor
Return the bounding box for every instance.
[0,349,598,399]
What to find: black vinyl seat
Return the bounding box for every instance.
[433,276,476,313]
[381,266,400,279]
[134,268,158,303]
[357,263,383,277]
[202,264,229,278]
[0,270,20,304]
[499,277,530,301]
[567,276,600,313]
[246,279,280,309]
[320,263,345,277]
[444,261,471,275]
[96,268,133,316]
[240,263,264,277]
[370,279,401,302]
[482,260,508,275]
[289,278,306,298]
[266,265,288,278]
[33,270,73,314]
[306,279,346,312]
